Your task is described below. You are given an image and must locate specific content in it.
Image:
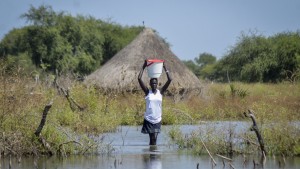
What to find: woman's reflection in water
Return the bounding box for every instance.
[143,146,162,169]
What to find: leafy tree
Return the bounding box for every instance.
[225,33,270,81]
[102,34,118,64]
[0,5,143,76]
[76,52,97,74]
[270,32,300,82]
[201,63,217,81]
[100,22,143,64]
[194,53,217,80]
[214,31,300,83]
[21,5,60,26]
[195,52,216,67]
[0,28,29,57]
[1,53,36,75]
[182,60,200,77]
[183,53,217,80]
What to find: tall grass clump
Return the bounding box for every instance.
[0,61,119,156]
[168,123,238,156]
[181,82,300,121]
[61,84,121,133]
[167,82,300,156]
[1,56,299,157]
[114,93,145,125]
[0,62,48,156]
[168,119,300,156]
[262,122,300,156]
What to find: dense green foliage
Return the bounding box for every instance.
[184,31,300,83]
[183,52,217,80]
[2,5,299,83]
[0,5,143,76]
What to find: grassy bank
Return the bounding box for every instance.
[167,83,300,156]
[0,70,299,156]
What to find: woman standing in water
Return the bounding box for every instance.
[138,60,172,146]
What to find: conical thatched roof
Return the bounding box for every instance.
[84,28,203,96]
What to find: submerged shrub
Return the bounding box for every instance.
[168,120,300,156]
[262,122,300,156]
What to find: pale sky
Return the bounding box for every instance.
[0,0,299,60]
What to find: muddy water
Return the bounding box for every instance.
[1,122,300,169]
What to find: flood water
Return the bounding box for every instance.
[1,122,300,169]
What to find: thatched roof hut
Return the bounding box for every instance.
[84,28,203,97]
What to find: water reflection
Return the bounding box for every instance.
[1,123,300,169]
[143,146,162,169]
[2,149,300,169]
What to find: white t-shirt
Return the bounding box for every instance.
[144,89,162,124]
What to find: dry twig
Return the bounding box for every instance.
[200,137,217,166]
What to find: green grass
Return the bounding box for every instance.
[167,82,300,156]
[0,67,299,156]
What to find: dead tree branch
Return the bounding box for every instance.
[34,101,53,155]
[60,87,85,111]
[58,141,82,157]
[34,101,53,137]
[200,137,217,166]
[54,75,85,111]
[216,154,232,161]
[244,109,267,157]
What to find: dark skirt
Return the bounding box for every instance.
[141,119,161,134]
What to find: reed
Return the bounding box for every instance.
[167,82,300,156]
[169,120,300,156]
[1,63,299,156]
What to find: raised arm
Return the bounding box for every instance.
[138,60,149,95]
[160,62,172,95]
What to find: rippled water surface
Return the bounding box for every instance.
[2,122,300,169]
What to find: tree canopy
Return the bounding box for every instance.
[0,5,143,76]
[1,5,299,83]
[195,52,216,67]
[184,31,300,83]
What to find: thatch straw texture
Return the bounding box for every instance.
[84,28,203,96]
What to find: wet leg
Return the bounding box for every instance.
[149,133,159,145]
[149,133,157,145]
